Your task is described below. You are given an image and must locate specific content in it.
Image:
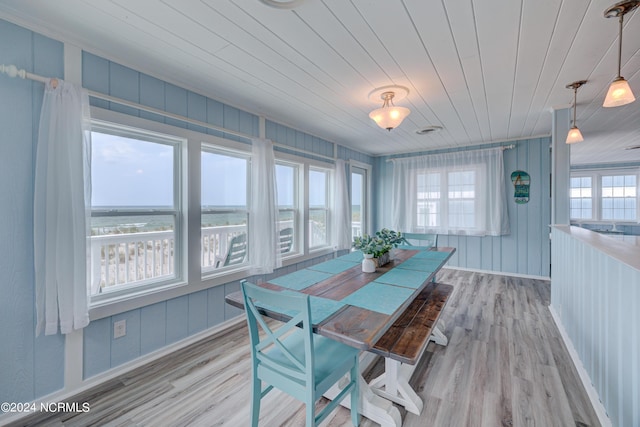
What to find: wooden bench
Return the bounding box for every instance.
[367,282,453,415]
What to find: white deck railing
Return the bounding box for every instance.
[90,224,247,295]
[91,221,361,295]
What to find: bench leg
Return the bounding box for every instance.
[324,352,403,427]
[431,323,448,346]
[368,320,450,416]
[369,358,423,415]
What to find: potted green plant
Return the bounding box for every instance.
[352,228,404,270]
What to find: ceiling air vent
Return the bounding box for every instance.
[416,125,443,135]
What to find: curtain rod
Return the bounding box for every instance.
[1,63,337,162]
[1,64,59,87]
[385,144,516,162]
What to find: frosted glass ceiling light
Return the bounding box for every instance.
[368,85,411,131]
[258,0,304,9]
[603,1,639,107]
[566,80,587,144]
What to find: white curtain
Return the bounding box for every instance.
[249,138,281,274]
[391,147,509,236]
[332,159,351,250]
[34,80,92,336]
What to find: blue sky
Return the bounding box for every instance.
[91,132,340,208]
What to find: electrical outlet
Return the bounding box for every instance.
[114,319,126,339]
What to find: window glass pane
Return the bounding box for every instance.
[448,171,475,229]
[276,163,297,254]
[276,164,295,208]
[309,169,327,207]
[92,132,174,207]
[417,172,440,228]
[90,129,178,297]
[201,150,248,271]
[309,169,328,247]
[202,151,247,207]
[351,171,363,237]
[309,209,327,247]
[570,174,594,220]
[601,174,637,222]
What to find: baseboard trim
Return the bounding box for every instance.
[442,266,550,281]
[548,305,611,427]
[0,316,245,426]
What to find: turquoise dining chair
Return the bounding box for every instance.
[399,232,438,249]
[240,280,360,426]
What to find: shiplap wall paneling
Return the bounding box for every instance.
[551,227,639,427]
[82,52,260,141]
[140,302,166,354]
[111,310,142,367]
[0,20,66,403]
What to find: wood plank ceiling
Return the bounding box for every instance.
[1,0,639,165]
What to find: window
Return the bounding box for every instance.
[276,162,299,255]
[392,148,508,236]
[309,168,330,248]
[201,147,249,272]
[89,123,182,298]
[570,170,638,222]
[602,174,636,221]
[351,165,369,237]
[570,176,593,220]
[417,168,479,231]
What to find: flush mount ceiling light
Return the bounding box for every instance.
[603,0,639,107]
[368,85,411,131]
[259,0,304,9]
[566,80,587,144]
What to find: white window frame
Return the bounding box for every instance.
[308,166,332,251]
[350,161,372,237]
[201,145,250,276]
[88,118,185,307]
[570,168,640,224]
[275,159,302,258]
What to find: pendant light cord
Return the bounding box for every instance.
[617,14,624,78]
[573,88,578,126]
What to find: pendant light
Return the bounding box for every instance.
[566,80,587,144]
[368,85,411,131]
[603,1,639,107]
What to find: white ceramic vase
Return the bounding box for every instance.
[362,253,376,273]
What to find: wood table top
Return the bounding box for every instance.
[225,246,455,350]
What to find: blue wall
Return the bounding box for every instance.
[0,20,66,404]
[374,137,551,277]
[0,19,373,405]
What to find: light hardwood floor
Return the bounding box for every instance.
[12,269,600,427]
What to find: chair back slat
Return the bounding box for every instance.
[401,232,438,249]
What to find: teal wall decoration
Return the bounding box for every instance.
[511,170,530,204]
